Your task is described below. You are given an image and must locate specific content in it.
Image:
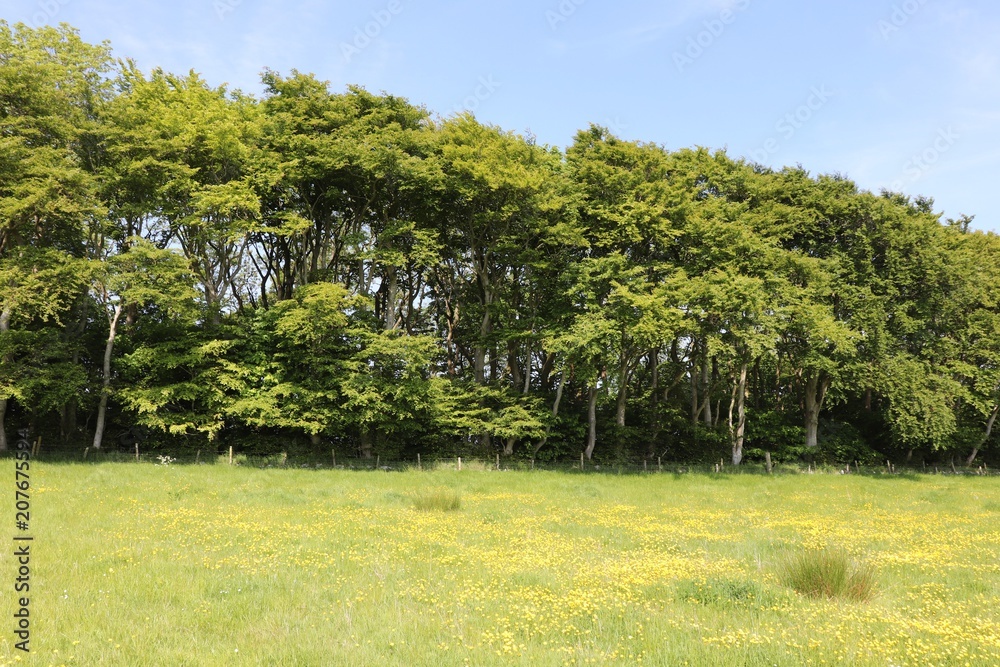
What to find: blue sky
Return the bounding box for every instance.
[10,0,1000,231]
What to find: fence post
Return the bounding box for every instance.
[765,451,772,474]
[417,453,421,470]
[580,452,585,471]
[135,443,139,462]
[229,446,233,466]
[457,457,462,471]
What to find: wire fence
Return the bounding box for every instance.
[7,431,998,478]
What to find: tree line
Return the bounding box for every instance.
[3,22,999,467]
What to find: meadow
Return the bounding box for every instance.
[2,462,999,666]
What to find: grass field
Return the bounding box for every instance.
[2,462,999,666]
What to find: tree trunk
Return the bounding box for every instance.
[690,361,700,425]
[443,297,459,376]
[701,356,713,426]
[490,345,500,383]
[204,278,221,328]
[93,304,124,450]
[584,385,597,460]
[384,266,398,331]
[360,427,373,459]
[533,367,567,456]
[522,347,532,395]
[60,402,76,445]
[125,303,138,327]
[615,356,628,427]
[803,370,830,449]
[711,357,721,428]
[648,349,660,458]
[474,272,493,383]
[539,352,555,391]
[967,404,1000,466]
[729,363,748,465]
[507,341,523,391]
[0,305,10,452]
[474,306,491,384]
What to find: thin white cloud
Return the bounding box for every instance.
[545,0,750,57]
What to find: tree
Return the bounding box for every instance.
[341,331,441,458]
[0,249,89,449]
[424,115,577,385]
[101,66,261,325]
[255,74,431,305]
[0,22,112,449]
[89,240,197,449]
[565,128,689,458]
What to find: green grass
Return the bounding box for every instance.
[411,488,462,511]
[2,462,1000,665]
[778,547,878,602]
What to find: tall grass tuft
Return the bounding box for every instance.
[779,548,877,602]
[411,488,462,511]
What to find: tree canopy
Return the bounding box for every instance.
[2,21,999,467]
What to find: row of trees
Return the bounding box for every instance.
[3,22,999,466]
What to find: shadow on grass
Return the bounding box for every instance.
[863,471,922,481]
[6,452,995,481]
